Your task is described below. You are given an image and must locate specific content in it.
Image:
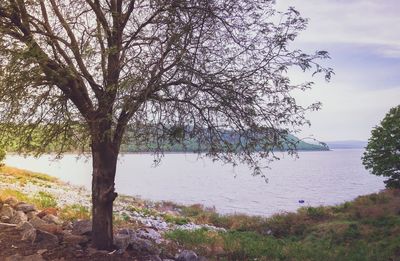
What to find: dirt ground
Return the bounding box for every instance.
[0,225,170,261]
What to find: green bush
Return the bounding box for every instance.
[363,105,400,188]
[0,148,6,166]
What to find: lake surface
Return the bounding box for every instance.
[5,149,386,216]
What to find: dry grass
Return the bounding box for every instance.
[0,166,58,185]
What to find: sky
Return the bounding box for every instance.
[275,0,400,142]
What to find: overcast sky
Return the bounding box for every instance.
[275,0,400,141]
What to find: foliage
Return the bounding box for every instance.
[0,1,332,168]
[362,105,400,188]
[166,189,400,260]
[32,191,57,208]
[59,204,91,221]
[0,147,5,166]
[0,0,332,248]
[0,188,58,209]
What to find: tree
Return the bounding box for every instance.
[362,105,400,188]
[0,0,332,249]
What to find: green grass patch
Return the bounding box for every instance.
[59,204,91,221]
[32,191,58,208]
[0,166,58,184]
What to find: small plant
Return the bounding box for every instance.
[33,191,57,208]
[0,147,6,167]
[303,206,330,220]
[163,214,190,225]
[60,204,91,221]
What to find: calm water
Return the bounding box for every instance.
[5,149,385,216]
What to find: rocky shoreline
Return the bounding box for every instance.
[0,166,221,260]
[2,166,399,260]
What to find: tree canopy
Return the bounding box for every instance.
[0,0,332,249]
[362,105,400,188]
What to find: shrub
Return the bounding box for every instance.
[362,105,400,188]
[32,191,57,208]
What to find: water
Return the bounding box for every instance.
[4,149,385,216]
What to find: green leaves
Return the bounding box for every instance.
[362,105,400,188]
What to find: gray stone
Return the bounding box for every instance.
[62,221,73,230]
[26,211,39,220]
[5,254,45,261]
[10,210,28,224]
[4,197,19,207]
[17,221,33,231]
[0,204,14,220]
[114,233,131,251]
[42,214,62,225]
[21,227,37,242]
[72,220,92,235]
[136,228,163,244]
[29,216,48,228]
[1,215,11,222]
[15,203,36,213]
[62,232,89,245]
[176,250,199,261]
[36,229,59,247]
[130,238,161,255]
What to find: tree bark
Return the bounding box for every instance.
[91,129,119,250]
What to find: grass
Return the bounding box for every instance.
[59,204,91,221]
[0,188,30,202]
[32,191,58,208]
[1,165,399,259]
[0,188,58,209]
[0,166,58,184]
[165,189,400,260]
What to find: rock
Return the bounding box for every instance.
[0,204,14,220]
[29,216,62,234]
[15,203,36,213]
[21,227,37,242]
[37,249,47,255]
[137,228,163,244]
[176,250,199,261]
[42,214,62,225]
[37,208,58,218]
[62,221,73,230]
[114,233,130,251]
[29,216,47,228]
[1,215,11,222]
[5,254,45,261]
[10,211,28,224]
[35,229,59,247]
[17,220,34,231]
[72,220,92,235]
[62,232,89,246]
[87,247,109,256]
[26,211,39,220]
[130,238,161,255]
[146,256,162,261]
[4,197,19,207]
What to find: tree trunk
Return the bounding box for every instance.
[91,135,119,250]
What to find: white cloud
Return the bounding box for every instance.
[276,0,400,57]
[273,0,400,140]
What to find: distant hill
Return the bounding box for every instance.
[325,140,367,149]
[121,133,329,153]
